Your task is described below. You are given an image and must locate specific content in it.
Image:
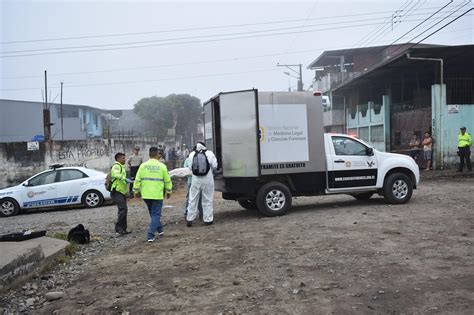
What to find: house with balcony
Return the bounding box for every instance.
[307,44,474,169]
[307,43,439,134]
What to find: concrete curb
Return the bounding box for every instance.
[420,169,473,180]
[0,237,69,293]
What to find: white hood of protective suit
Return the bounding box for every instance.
[196,143,206,151]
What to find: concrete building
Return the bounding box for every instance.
[0,99,106,142]
[308,44,474,169]
[308,43,440,134]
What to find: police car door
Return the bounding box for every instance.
[20,170,58,209]
[56,169,88,205]
[327,135,377,190]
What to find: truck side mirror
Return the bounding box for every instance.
[366,147,374,156]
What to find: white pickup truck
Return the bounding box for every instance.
[203,89,420,217]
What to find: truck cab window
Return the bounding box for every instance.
[332,136,367,156]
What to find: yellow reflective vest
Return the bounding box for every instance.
[133,158,172,200]
[458,132,472,148]
[111,162,128,195]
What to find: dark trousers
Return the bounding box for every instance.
[129,166,139,196]
[111,191,128,233]
[458,147,472,171]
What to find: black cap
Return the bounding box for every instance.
[460,126,466,130]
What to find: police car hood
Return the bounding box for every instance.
[0,184,23,195]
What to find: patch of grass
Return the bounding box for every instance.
[54,243,78,266]
[65,243,79,256]
[48,232,68,241]
[56,255,71,265]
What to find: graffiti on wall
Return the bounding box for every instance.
[57,142,109,162]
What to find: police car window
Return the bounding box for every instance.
[332,137,367,156]
[59,170,87,182]
[29,171,57,186]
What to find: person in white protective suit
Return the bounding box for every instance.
[186,142,218,227]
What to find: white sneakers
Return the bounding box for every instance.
[147,231,164,243]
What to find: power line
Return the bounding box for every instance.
[0,68,282,92]
[385,0,454,48]
[1,15,470,95]
[1,13,470,59]
[0,16,408,55]
[389,1,472,56]
[1,25,471,82]
[284,0,321,53]
[0,6,447,45]
[361,0,427,48]
[355,0,414,47]
[0,20,398,58]
[410,7,473,47]
[0,49,331,80]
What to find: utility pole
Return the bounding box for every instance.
[277,63,303,91]
[43,70,51,141]
[60,82,64,140]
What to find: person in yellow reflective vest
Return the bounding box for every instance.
[110,152,132,235]
[133,147,172,242]
[457,126,472,172]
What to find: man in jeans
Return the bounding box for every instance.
[110,152,132,235]
[422,131,433,171]
[133,147,172,243]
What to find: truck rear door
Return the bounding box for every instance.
[206,89,261,178]
[326,135,378,190]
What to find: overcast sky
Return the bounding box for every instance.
[0,0,472,109]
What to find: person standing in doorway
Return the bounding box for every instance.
[409,133,420,161]
[127,146,143,198]
[422,131,433,171]
[111,152,132,235]
[457,126,472,172]
[133,147,172,243]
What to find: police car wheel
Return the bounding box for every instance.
[256,182,292,217]
[0,198,20,217]
[383,173,413,204]
[82,190,104,208]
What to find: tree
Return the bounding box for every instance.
[133,94,202,142]
[166,94,202,138]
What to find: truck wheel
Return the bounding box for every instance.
[352,192,374,200]
[383,173,413,204]
[0,198,20,217]
[238,199,257,210]
[256,182,292,217]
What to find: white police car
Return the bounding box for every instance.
[0,165,111,217]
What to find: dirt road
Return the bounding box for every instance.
[4,175,474,314]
